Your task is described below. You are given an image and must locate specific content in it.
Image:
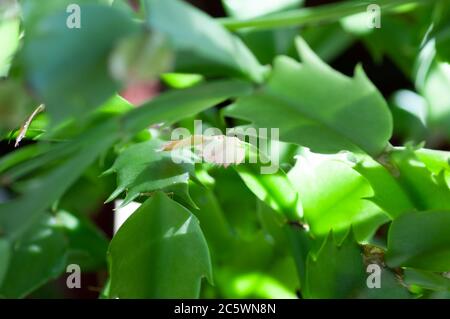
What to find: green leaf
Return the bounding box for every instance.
[109,30,174,84]
[389,149,450,212]
[56,211,109,272]
[357,267,411,299]
[354,148,450,218]
[304,231,365,298]
[218,0,424,31]
[0,144,51,176]
[0,120,120,240]
[234,146,301,221]
[0,239,10,286]
[0,80,248,242]
[428,290,450,299]
[215,258,298,299]
[0,80,35,136]
[208,168,261,240]
[414,25,450,135]
[415,148,450,187]
[415,148,450,174]
[362,14,418,76]
[224,37,393,157]
[104,140,196,207]
[386,211,450,272]
[288,150,389,242]
[390,90,428,142]
[160,73,204,89]
[57,165,115,216]
[256,201,290,251]
[20,0,109,28]
[234,27,299,66]
[231,144,309,285]
[353,156,415,218]
[189,183,234,256]
[431,0,450,63]
[301,23,354,62]
[424,60,450,132]
[221,0,302,66]
[22,4,138,123]
[144,0,267,83]
[0,3,20,77]
[0,214,68,298]
[122,79,253,132]
[222,0,303,20]
[212,229,299,298]
[417,56,450,133]
[404,268,450,292]
[108,192,212,298]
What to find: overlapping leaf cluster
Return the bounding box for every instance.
[0,0,449,299]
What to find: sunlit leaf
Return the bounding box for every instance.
[225,37,393,157]
[0,1,20,77]
[222,0,303,20]
[289,150,389,242]
[354,148,450,217]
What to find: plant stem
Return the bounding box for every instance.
[219,0,433,31]
[285,224,310,291]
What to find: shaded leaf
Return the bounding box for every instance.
[0,80,248,241]
[20,0,109,28]
[304,231,365,298]
[404,268,450,292]
[105,140,196,207]
[222,0,302,66]
[301,23,354,62]
[122,79,253,132]
[0,214,68,298]
[144,0,267,83]
[108,192,212,298]
[110,30,174,84]
[357,267,411,299]
[56,211,109,272]
[0,81,34,136]
[189,183,233,256]
[208,168,260,240]
[22,4,138,122]
[0,120,120,240]
[0,239,10,286]
[386,210,450,272]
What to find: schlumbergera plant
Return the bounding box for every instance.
[0,0,449,299]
